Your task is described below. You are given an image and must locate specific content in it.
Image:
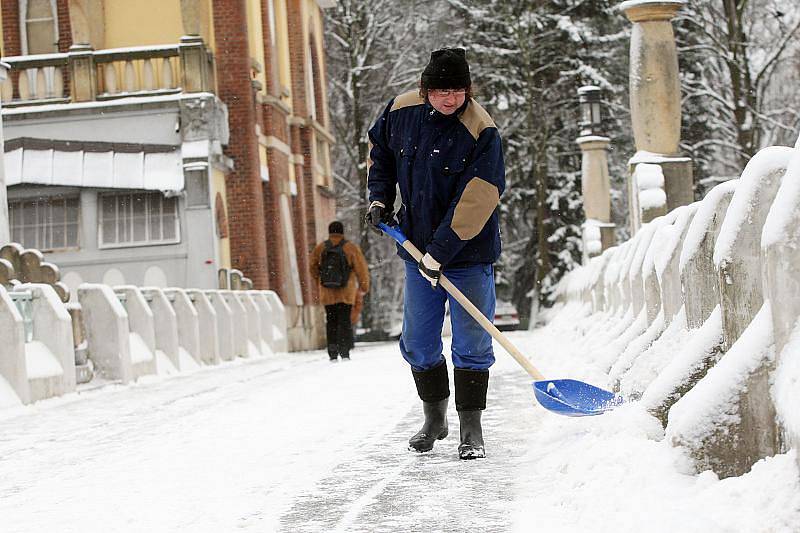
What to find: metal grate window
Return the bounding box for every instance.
[9,196,80,251]
[99,192,180,248]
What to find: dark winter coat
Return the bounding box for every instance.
[367,91,505,267]
[310,234,370,306]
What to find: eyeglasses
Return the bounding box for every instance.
[429,89,467,97]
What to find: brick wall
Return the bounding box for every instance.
[213,0,270,288]
[3,1,21,56]
[56,0,72,52]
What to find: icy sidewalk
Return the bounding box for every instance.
[0,332,798,532]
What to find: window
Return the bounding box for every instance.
[9,196,80,251]
[99,192,180,248]
[22,0,58,55]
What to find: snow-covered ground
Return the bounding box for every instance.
[1,329,798,532]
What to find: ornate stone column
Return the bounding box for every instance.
[0,62,9,244]
[621,0,693,230]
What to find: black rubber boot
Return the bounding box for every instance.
[408,362,450,453]
[454,368,489,460]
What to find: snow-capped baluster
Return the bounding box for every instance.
[713,146,794,351]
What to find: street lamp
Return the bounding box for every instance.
[578,85,602,136]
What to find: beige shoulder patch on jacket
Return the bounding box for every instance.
[390,90,425,112]
[451,177,500,240]
[458,100,496,141]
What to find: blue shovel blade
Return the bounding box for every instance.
[532,379,623,417]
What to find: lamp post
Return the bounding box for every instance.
[576,86,615,262]
[579,85,602,136]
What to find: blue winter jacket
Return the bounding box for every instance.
[367,90,505,267]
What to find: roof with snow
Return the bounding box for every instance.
[4,137,183,191]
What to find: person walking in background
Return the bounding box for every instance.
[311,220,370,361]
[365,48,505,459]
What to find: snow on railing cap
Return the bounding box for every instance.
[712,146,794,267]
[629,150,692,166]
[762,149,800,250]
[618,0,686,12]
[679,180,739,273]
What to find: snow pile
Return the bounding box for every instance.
[582,220,603,256]
[635,163,667,210]
[666,303,774,450]
[610,310,665,383]
[178,348,201,371]
[24,341,63,379]
[712,146,793,267]
[155,349,179,375]
[514,319,800,532]
[641,306,723,416]
[620,305,693,398]
[129,332,154,364]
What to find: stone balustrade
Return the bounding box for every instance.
[550,140,800,478]
[1,37,215,107]
[0,274,288,406]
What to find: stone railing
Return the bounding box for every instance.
[550,139,800,479]
[0,245,288,406]
[0,36,215,107]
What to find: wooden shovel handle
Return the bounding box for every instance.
[399,240,546,381]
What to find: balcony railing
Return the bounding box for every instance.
[0,36,215,108]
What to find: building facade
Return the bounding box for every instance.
[0,0,337,350]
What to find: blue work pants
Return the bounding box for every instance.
[399,261,496,372]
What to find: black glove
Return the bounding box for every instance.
[365,201,393,234]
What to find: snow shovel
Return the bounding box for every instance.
[378,222,622,416]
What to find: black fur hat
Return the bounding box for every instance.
[421,48,471,90]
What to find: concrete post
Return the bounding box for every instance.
[220,290,249,358]
[179,36,210,93]
[0,62,9,244]
[164,288,202,365]
[77,283,132,383]
[713,147,794,351]
[263,290,288,353]
[67,44,97,103]
[18,284,76,401]
[186,289,220,364]
[654,204,697,326]
[140,287,180,370]
[679,181,738,328]
[249,291,274,355]
[204,291,236,361]
[0,286,30,404]
[114,286,157,379]
[236,292,263,357]
[761,146,800,466]
[577,133,616,260]
[621,0,694,230]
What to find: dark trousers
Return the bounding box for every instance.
[325,303,354,359]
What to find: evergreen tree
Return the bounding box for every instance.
[448,0,631,324]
